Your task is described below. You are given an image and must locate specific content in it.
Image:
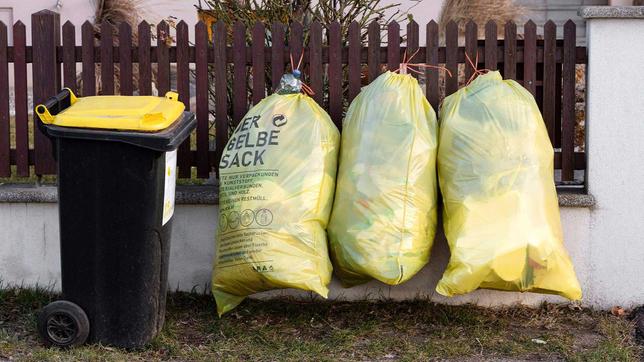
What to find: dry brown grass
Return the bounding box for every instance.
[439,0,525,38]
[78,0,152,95]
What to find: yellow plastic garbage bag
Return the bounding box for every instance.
[328,71,439,286]
[435,71,582,300]
[212,89,340,315]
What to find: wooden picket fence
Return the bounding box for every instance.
[0,10,586,184]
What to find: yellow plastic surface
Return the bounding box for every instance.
[38,91,184,132]
[327,71,439,286]
[211,93,340,316]
[435,71,582,300]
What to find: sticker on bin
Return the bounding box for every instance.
[163,150,177,225]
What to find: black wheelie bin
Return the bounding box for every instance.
[34,89,196,349]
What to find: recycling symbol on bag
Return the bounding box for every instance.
[272,114,287,127]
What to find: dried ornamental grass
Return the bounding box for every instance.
[78,0,158,95]
[575,65,586,152]
[439,0,525,39]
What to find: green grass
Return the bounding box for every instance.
[0,286,641,361]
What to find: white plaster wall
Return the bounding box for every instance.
[0,0,94,44]
[167,205,218,292]
[0,203,219,292]
[0,0,198,91]
[0,203,60,288]
[0,0,199,43]
[585,18,644,309]
[516,0,608,43]
[259,206,593,307]
[0,203,598,307]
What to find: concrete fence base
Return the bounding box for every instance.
[1,185,617,309]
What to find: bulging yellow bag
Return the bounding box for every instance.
[436,71,581,300]
[212,85,340,315]
[328,71,439,286]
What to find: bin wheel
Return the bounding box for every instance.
[37,300,90,348]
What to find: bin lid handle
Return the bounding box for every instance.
[36,88,78,124]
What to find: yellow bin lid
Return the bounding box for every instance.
[36,90,185,132]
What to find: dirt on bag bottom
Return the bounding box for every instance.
[0,287,642,361]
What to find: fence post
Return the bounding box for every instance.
[31,10,60,175]
[580,6,644,308]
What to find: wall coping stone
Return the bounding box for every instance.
[579,6,644,19]
[0,183,595,208]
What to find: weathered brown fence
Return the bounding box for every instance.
[0,10,586,184]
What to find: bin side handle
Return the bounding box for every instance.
[35,88,78,124]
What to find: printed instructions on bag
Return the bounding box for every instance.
[217,113,288,269]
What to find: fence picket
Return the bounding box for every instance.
[31,10,59,175]
[368,21,381,81]
[523,20,537,96]
[13,21,28,176]
[426,20,439,110]
[100,20,114,95]
[252,22,266,105]
[138,21,151,95]
[464,21,477,81]
[484,21,497,70]
[156,21,170,95]
[504,21,517,80]
[387,21,400,71]
[213,21,228,175]
[406,20,419,79]
[348,21,361,103]
[309,21,323,105]
[195,21,209,178]
[81,21,96,96]
[118,23,133,95]
[271,22,285,91]
[542,20,557,144]
[289,21,304,72]
[62,21,77,94]
[233,21,247,127]
[445,21,458,96]
[328,22,342,128]
[176,20,191,177]
[0,22,8,176]
[562,20,576,182]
